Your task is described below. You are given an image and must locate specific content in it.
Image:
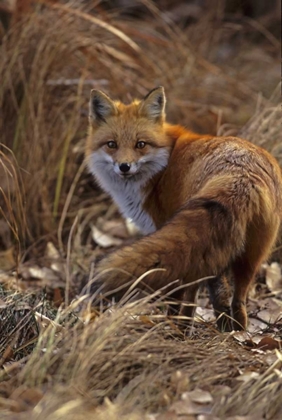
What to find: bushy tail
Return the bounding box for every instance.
[93,175,279,300]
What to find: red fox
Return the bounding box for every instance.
[85,87,282,331]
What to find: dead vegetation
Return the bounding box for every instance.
[0,0,281,418]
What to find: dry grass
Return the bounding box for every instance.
[0,0,281,418]
[0,293,282,418]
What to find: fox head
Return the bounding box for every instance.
[86,87,173,187]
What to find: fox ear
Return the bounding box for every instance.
[89,90,117,123]
[140,86,166,123]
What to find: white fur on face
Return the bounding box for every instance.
[87,148,170,234]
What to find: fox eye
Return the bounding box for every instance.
[136,141,146,149]
[107,141,117,149]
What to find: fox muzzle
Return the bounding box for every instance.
[119,162,131,173]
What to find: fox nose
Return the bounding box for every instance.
[119,162,131,173]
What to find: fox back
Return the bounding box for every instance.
[86,87,282,331]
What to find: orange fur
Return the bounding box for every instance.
[85,87,282,331]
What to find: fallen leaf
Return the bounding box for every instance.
[195,307,216,322]
[257,306,282,324]
[236,371,259,382]
[170,400,210,416]
[183,389,213,404]
[168,389,213,416]
[0,298,7,308]
[212,385,231,397]
[20,265,60,282]
[91,225,123,248]
[248,317,268,333]
[233,331,252,343]
[10,386,43,412]
[170,370,190,395]
[0,345,14,367]
[250,335,266,345]
[0,247,15,271]
[34,312,63,331]
[97,218,129,239]
[264,353,278,365]
[46,242,65,273]
[46,241,61,260]
[266,262,282,293]
[232,331,257,348]
[53,287,64,307]
[256,336,281,351]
